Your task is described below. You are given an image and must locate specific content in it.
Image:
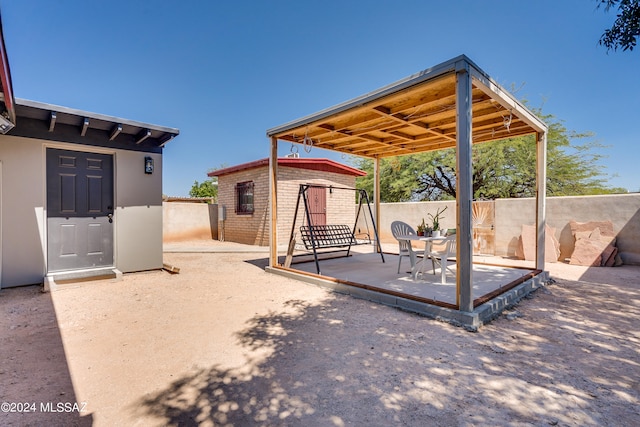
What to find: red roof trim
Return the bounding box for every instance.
[0,13,15,123]
[208,158,366,177]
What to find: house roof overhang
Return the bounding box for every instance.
[0,12,178,150]
[2,97,179,153]
[209,157,366,178]
[267,55,547,159]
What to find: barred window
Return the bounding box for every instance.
[235,181,254,214]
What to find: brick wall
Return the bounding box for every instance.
[217,165,357,246]
[277,167,357,247]
[218,167,269,245]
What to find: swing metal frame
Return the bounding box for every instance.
[287,183,384,274]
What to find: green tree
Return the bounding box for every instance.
[189,178,218,200]
[597,0,640,51]
[352,110,626,202]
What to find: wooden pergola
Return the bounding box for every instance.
[266,55,548,315]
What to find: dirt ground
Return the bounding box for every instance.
[1,242,639,426]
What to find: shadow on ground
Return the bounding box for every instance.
[0,286,93,426]
[133,273,640,426]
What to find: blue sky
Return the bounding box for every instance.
[2,0,639,196]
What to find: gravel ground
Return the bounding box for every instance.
[1,243,639,426]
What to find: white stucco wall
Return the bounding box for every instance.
[0,136,47,287]
[0,135,164,288]
[114,150,163,273]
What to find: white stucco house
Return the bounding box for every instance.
[0,18,179,289]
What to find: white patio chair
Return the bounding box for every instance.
[430,235,457,284]
[390,221,418,274]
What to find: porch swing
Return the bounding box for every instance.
[285,183,385,274]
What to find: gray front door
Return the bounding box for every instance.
[46,148,114,272]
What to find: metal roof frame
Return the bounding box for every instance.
[267,55,546,159]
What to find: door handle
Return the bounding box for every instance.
[107,213,113,223]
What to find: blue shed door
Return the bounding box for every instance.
[46,148,114,272]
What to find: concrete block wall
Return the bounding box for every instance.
[372,201,456,243]
[167,181,640,265]
[493,194,640,264]
[493,198,535,258]
[548,194,640,264]
[367,193,640,265]
[163,202,218,242]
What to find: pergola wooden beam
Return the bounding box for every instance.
[267,55,548,315]
[372,105,457,142]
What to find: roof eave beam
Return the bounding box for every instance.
[109,124,122,141]
[158,133,176,147]
[80,118,89,136]
[48,111,56,132]
[136,129,152,145]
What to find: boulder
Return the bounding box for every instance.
[568,221,618,267]
[570,235,607,266]
[569,220,614,238]
[604,247,619,267]
[516,224,560,262]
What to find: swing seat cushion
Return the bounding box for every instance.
[300,225,357,250]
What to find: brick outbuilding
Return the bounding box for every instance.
[209,157,366,246]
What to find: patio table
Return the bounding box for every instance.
[396,234,448,280]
